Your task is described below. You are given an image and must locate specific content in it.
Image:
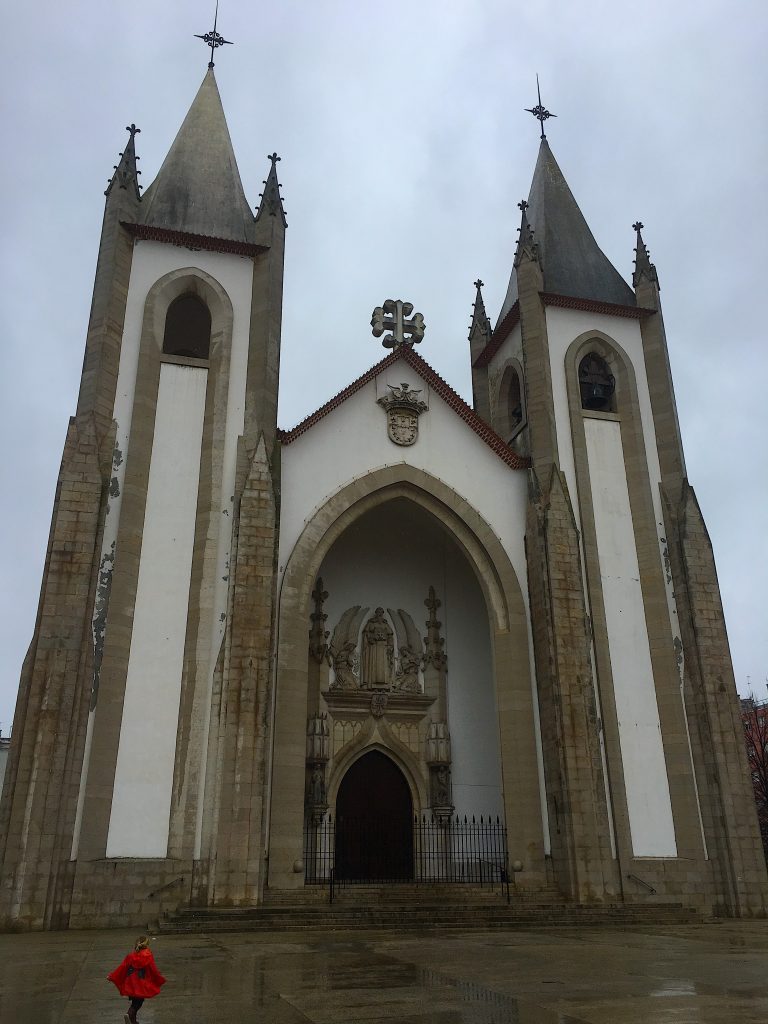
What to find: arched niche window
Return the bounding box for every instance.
[579,352,615,412]
[162,293,212,360]
[498,363,525,441]
[508,370,523,435]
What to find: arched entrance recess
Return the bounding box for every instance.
[268,464,546,889]
[336,751,414,880]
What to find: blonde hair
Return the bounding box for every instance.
[134,935,150,952]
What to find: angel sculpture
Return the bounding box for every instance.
[387,608,424,693]
[327,606,369,690]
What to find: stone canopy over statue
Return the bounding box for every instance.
[322,600,439,695]
[361,607,394,687]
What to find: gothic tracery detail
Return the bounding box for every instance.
[424,586,447,671]
[309,577,330,663]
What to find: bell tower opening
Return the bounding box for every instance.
[578,352,615,412]
[335,751,413,881]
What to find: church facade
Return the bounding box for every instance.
[1,69,766,930]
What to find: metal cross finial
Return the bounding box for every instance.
[525,75,556,140]
[371,299,426,349]
[194,0,233,69]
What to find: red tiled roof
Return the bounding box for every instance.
[121,222,268,258]
[540,292,654,318]
[473,292,656,368]
[277,345,529,470]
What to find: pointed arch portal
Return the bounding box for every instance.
[335,751,414,880]
[268,465,547,889]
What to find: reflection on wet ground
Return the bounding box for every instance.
[1,921,768,1023]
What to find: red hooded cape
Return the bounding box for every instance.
[108,948,166,999]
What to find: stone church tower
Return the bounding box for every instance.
[0,70,286,928]
[1,69,765,930]
[469,137,768,915]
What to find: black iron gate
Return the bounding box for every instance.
[304,814,508,885]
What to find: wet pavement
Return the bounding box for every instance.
[2,921,768,1023]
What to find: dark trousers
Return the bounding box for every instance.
[129,997,144,1015]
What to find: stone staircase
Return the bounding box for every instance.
[158,883,698,934]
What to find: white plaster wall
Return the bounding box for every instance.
[585,416,677,856]
[279,368,529,594]
[72,241,252,858]
[107,363,207,857]
[488,323,523,379]
[319,500,503,819]
[487,324,523,428]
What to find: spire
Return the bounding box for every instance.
[140,69,255,242]
[104,124,141,201]
[632,221,658,287]
[513,199,538,268]
[497,140,636,326]
[255,153,287,228]
[468,279,492,345]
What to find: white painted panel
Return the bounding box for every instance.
[107,362,208,857]
[585,416,676,857]
[72,243,251,857]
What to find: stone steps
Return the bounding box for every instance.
[262,883,554,906]
[159,896,697,934]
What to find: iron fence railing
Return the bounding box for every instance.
[304,814,508,887]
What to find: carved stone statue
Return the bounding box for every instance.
[431,764,452,808]
[309,765,326,806]
[395,645,421,693]
[388,607,424,693]
[329,640,359,690]
[327,605,368,690]
[361,608,394,688]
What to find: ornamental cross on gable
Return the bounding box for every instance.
[371,299,426,349]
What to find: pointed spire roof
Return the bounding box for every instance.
[140,69,255,242]
[513,199,538,268]
[468,279,492,343]
[105,124,141,201]
[256,153,287,227]
[497,140,635,325]
[632,221,657,287]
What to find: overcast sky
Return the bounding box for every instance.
[1,0,766,731]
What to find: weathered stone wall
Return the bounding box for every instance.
[668,484,768,916]
[68,857,193,930]
[525,467,616,902]
[195,437,278,907]
[0,416,105,929]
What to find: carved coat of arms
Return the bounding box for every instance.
[377,382,428,447]
[370,692,388,718]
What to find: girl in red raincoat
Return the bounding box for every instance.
[108,934,166,1023]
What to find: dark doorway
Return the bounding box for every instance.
[335,751,414,881]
